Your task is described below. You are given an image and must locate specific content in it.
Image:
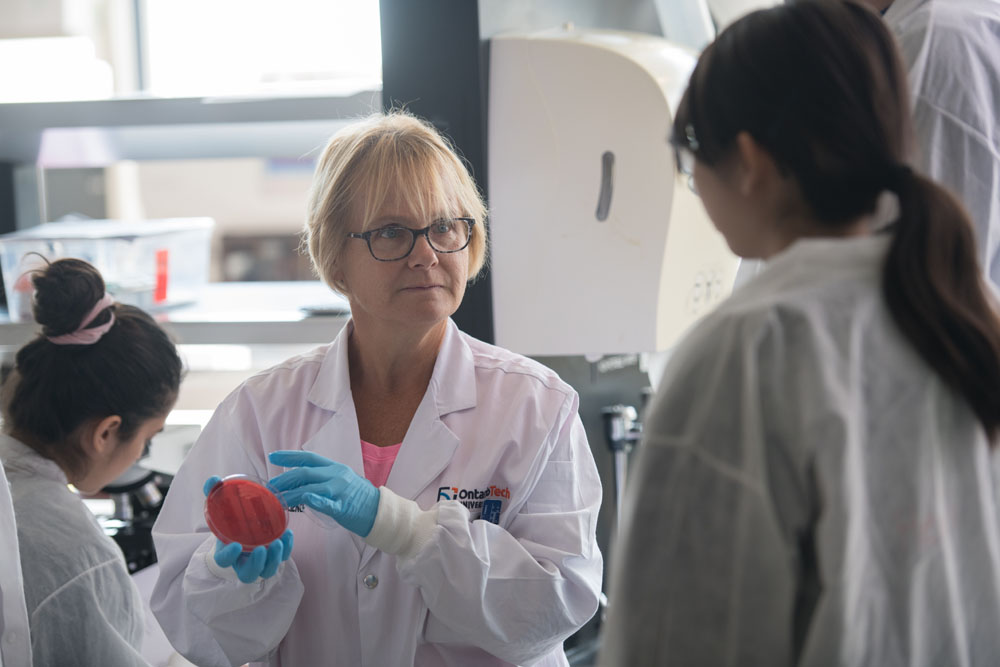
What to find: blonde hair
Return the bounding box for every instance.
[304,111,488,296]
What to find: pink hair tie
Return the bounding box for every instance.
[47,294,116,345]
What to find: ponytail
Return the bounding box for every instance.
[672,0,1000,442]
[883,170,1000,442]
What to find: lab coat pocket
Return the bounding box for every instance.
[523,460,577,513]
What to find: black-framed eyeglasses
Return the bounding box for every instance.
[348,217,475,261]
[669,123,700,196]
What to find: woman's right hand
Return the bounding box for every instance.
[202,476,295,583]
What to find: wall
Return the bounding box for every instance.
[379,2,664,658]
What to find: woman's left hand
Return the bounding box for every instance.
[212,531,294,583]
[268,450,380,537]
[202,476,295,583]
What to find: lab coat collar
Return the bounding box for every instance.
[0,432,69,484]
[883,0,929,23]
[426,318,479,416]
[738,234,890,302]
[300,317,475,497]
[306,320,357,413]
[306,318,478,417]
[300,319,474,566]
[772,233,891,268]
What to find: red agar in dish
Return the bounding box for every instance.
[204,477,288,551]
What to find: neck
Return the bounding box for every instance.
[347,319,447,396]
[8,428,77,483]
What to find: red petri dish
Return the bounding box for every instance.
[204,475,288,551]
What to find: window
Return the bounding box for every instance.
[144,0,382,97]
[0,0,382,102]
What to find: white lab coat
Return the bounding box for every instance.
[0,433,148,666]
[599,235,1000,666]
[884,0,1000,288]
[0,456,30,667]
[151,319,603,667]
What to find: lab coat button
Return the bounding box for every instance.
[363,574,378,589]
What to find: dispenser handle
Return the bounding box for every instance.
[595,150,614,221]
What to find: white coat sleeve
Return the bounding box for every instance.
[365,392,603,665]
[911,95,1000,287]
[597,313,814,666]
[29,560,148,667]
[150,395,304,667]
[0,462,30,667]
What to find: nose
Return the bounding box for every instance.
[407,231,439,268]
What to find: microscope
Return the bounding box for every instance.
[601,404,643,537]
[99,444,172,574]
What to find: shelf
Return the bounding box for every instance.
[0,88,382,165]
[0,91,368,346]
[0,281,351,348]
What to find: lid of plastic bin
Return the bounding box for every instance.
[0,218,214,241]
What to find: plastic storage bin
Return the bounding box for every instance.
[0,218,214,322]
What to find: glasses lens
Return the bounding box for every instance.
[427,219,471,253]
[673,148,699,196]
[687,174,699,196]
[676,147,695,177]
[369,225,414,261]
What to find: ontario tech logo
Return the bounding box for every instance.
[438,484,510,524]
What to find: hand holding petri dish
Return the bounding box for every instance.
[204,475,289,551]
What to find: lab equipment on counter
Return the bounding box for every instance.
[654,0,715,50]
[601,404,643,538]
[489,28,740,356]
[707,0,785,30]
[204,475,288,551]
[99,462,169,575]
[0,217,213,322]
[652,0,786,55]
[92,432,183,575]
[87,424,203,575]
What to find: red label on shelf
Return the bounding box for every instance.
[154,249,169,303]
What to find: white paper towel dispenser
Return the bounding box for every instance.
[488,27,740,356]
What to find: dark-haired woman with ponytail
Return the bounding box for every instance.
[599,1,1000,665]
[0,258,182,666]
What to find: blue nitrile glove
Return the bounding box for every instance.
[268,450,380,538]
[202,476,294,583]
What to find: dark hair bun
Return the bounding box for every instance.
[5,256,181,476]
[31,258,108,337]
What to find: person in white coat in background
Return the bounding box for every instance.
[151,111,603,667]
[860,0,1000,288]
[599,1,1000,665]
[1,258,182,667]
[739,0,1000,291]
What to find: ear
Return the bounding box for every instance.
[330,261,349,294]
[88,415,123,458]
[733,131,781,198]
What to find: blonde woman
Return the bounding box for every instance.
[152,112,603,667]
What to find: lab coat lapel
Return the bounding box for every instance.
[386,319,476,500]
[360,320,477,567]
[883,0,929,24]
[299,322,369,553]
[301,320,364,477]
